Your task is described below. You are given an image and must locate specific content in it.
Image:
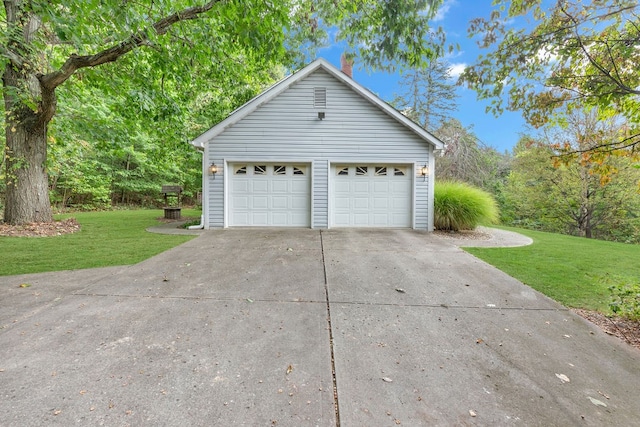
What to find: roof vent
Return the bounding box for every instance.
[314,87,327,108]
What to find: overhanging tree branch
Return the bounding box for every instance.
[39,1,218,91]
[558,2,640,96]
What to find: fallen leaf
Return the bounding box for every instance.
[382,377,393,383]
[286,364,293,375]
[476,338,484,344]
[287,248,293,252]
[246,298,253,303]
[598,390,610,400]
[588,397,607,407]
[53,410,61,416]
[555,373,570,383]
[395,288,406,293]
[469,409,477,417]
[18,283,31,288]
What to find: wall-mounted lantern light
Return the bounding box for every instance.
[420,164,429,181]
[209,163,218,179]
[317,111,325,120]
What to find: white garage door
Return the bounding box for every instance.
[229,163,310,227]
[332,164,412,227]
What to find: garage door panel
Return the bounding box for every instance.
[251,212,269,226]
[291,180,309,193]
[373,181,389,192]
[233,180,249,192]
[354,182,370,193]
[233,196,249,209]
[229,163,310,227]
[335,197,350,209]
[292,197,308,209]
[271,180,289,192]
[373,197,389,209]
[354,197,369,209]
[271,212,289,226]
[252,180,269,193]
[373,213,390,225]
[271,195,289,209]
[253,196,269,209]
[332,164,412,228]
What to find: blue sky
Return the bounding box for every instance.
[316,1,533,153]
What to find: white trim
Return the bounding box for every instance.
[223,159,229,228]
[190,58,444,150]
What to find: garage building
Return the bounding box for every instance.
[190,58,444,230]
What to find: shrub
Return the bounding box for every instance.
[607,275,640,320]
[434,181,499,231]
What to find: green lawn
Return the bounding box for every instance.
[464,226,640,313]
[0,209,200,276]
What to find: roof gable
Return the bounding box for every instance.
[191,58,444,150]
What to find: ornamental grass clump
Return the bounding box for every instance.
[434,181,499,231]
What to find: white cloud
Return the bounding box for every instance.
[448,63,467,78]
[432,0,457,22]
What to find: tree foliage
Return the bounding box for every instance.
[461,0,640,156]
[504,110,640,242]
[392,59,459,131]
[1,0,446,224]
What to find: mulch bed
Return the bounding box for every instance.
[0,218,81,237]
[572,309,640,351]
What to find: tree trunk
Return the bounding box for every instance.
[3,65,54,224]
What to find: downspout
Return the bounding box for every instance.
[188,147,206,230]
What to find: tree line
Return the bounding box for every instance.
[2,1,638,242]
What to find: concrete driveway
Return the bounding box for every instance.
[1,229,639,426]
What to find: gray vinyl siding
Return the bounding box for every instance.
[312,160,329,228]
[414,160,430,230]
[205,68,432,229]
[207,157,224,228]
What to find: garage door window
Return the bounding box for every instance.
[293,166,306,175]
[375,166,387,176]
[274,165,286,175]
[355,166,368,176]
[235,165,247,175]
[254,165,267,175]
[394,167,406,176]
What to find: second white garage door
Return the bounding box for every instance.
[332,164,412,227]
[229,163,310,227]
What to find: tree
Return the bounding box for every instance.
[392,58,459,131]
[505,109,640,241]
[433,119,511,196]
[1,0,445,224]
[461,1,640,157]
